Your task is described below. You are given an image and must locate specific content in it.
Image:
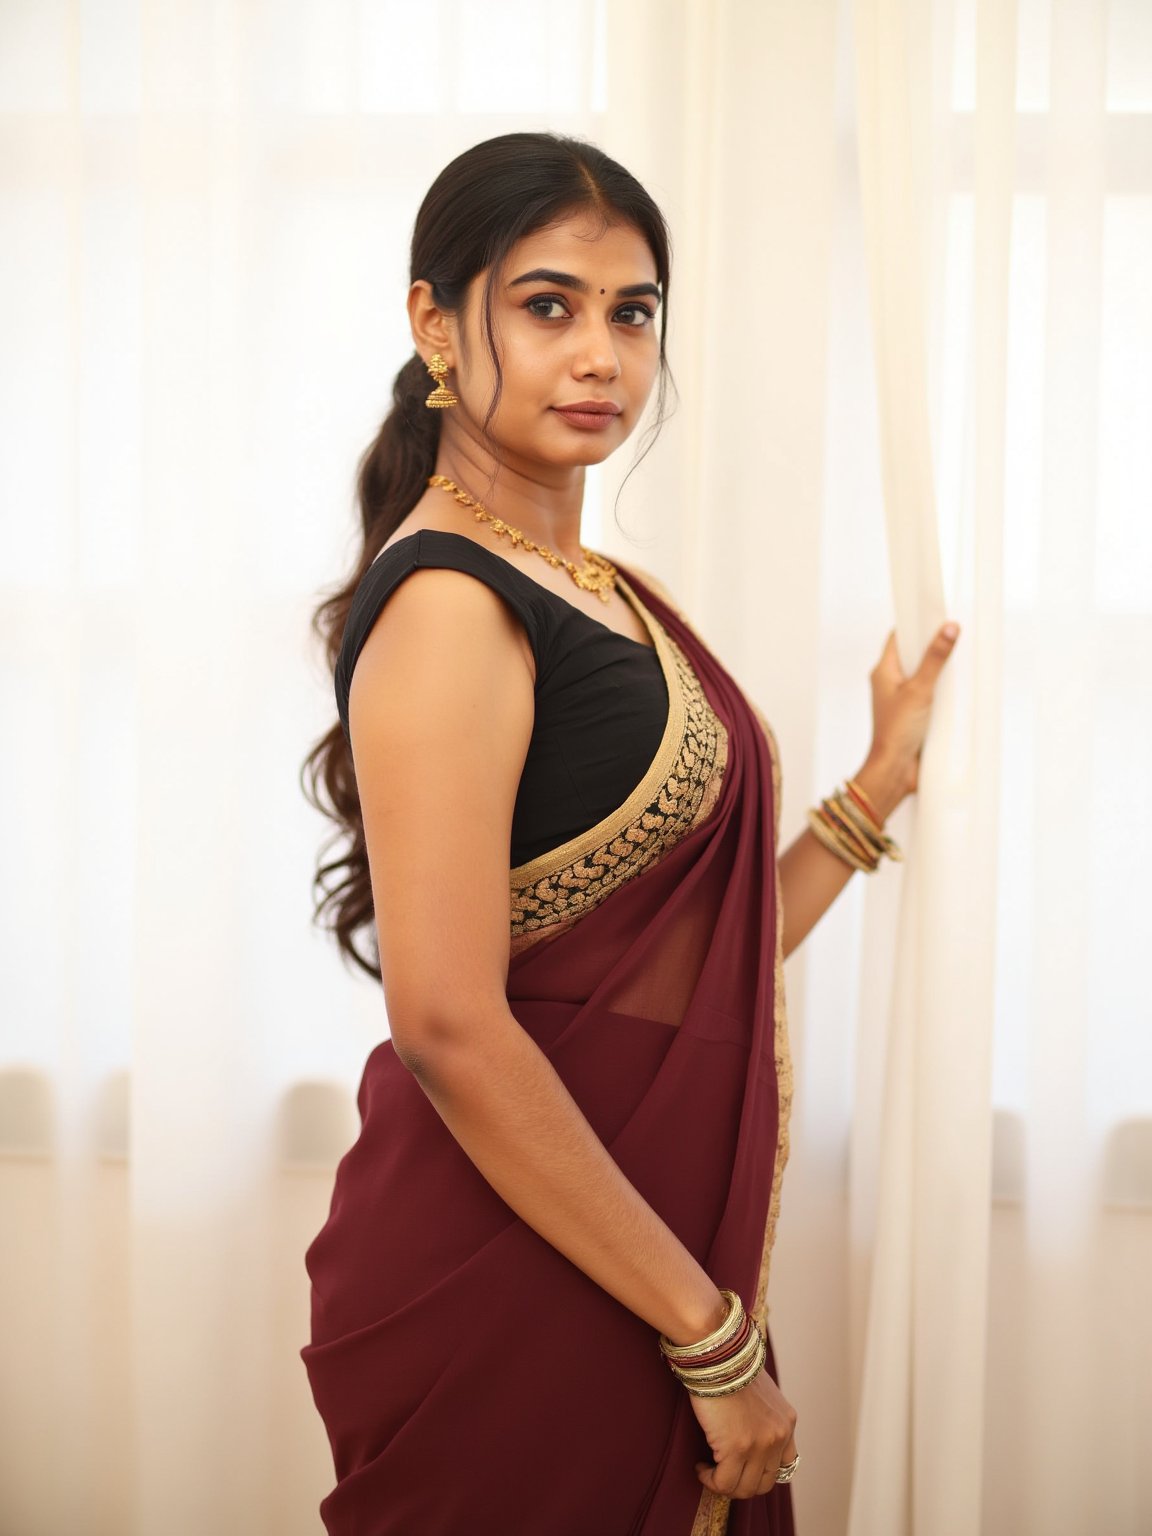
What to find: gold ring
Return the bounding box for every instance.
[775,1453,801,1484]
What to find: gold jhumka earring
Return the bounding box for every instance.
[424,353,458,409]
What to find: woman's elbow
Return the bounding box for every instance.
[385,991,508,1086]
[388,1008,460,1081]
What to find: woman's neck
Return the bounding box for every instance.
[431,448,587,564]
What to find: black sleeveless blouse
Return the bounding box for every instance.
[334,529,669,867]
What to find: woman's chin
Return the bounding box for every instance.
[537,433,621,469]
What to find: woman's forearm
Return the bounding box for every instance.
[398,1012,730,1348]
[778,752,909,958]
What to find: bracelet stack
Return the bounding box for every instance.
[658,1289,766,1398]
[806,777,904,874]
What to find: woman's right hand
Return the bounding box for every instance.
[689,1366,799,1500]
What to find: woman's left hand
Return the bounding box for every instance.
[867,621,961,798]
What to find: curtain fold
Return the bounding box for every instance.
[844,0,1012,1531]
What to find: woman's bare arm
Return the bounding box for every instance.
[777,751,908,957]
[348,567,728,1347]
[777,617,960,955]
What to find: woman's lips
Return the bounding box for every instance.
[551,406,621,431]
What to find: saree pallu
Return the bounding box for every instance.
[301,565,796,1536]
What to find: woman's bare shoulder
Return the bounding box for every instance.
[350,560,535,714]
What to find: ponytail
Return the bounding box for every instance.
[298,352,440,981]
[355,352,440,557]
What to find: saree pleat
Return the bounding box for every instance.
[302,564,795,1536]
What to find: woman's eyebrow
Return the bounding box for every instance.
[507,267,662,304]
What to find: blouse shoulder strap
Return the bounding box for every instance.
[334,528,553,738]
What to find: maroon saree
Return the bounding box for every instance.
[301,564,796,1536]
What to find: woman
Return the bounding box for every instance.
[299,131,958,1536]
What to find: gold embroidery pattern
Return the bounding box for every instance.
[750,701,794,1321]
[691,1485,733,1536]
[509,577,728,951]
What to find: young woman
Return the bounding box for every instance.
[299,131,958,1536]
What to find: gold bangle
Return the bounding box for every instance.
[680,1337,767,1398]
[807,807,861,867]
[659,1289,745,1362]
[845,776,884,826]
[667,1330,765,1384]
[807,807,875,872]
[835,787,903,862]
[820,798,880,868]
[834,794,886,855]
[669,1319,766,1383]
[807,780,906,871]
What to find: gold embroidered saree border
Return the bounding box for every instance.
[691,699,793,1536]
[749,699,794,1325]
[691,1485,735,1536]
[508,572,729,952]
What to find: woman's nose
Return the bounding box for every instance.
[572,319,621,379]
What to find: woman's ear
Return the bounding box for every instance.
[407,279,455,369]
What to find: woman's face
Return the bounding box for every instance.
[448,211,663,469]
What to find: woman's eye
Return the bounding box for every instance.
[526,296,568,320]
[524,295,655,327]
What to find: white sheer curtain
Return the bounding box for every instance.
[2,2,1149,1534]
[602,1,1152,1534]
[842,3,1152,1531]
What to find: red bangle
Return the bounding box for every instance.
[845,777,883,828]
[665,1312,755,1370]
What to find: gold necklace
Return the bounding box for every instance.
[426,475,617,603]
